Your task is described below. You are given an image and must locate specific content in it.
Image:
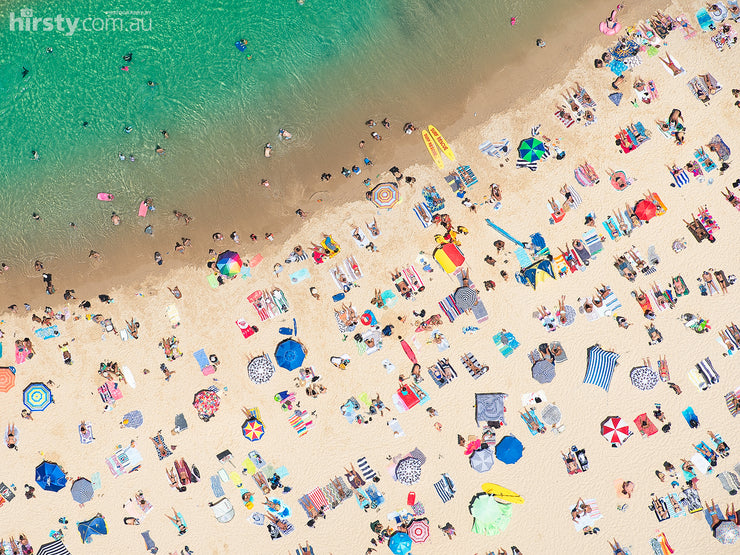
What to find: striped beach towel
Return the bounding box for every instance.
[602,292,622,315]
[516,158,538,171]
[413,203,433,228]
[583,229,603,255]
[725,388,740,417]
[665,493,686,518]
[308,488,329,511]
[583,345,620,391]
[403,265,424,291]
[433,474,456,503]
[671,168,690,187]
[514,247,533,268]
[211,475,225,497]
[439,295,462,323]
[288,413,312,436]
[357,457,377,481]
[555,110,575,128]
[566,185,582,209]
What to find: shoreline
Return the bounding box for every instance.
[0,0,667,314]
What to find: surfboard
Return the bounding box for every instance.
[97,193,114,201]
[138,201,148,217]
[122,365,136,388]
[481,483,525,504]
[428,125,455,162]
[422,130,444,169]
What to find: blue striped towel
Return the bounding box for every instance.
[433,474,456,503]
[357,457,376,481]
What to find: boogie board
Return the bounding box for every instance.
[481,482,525,504]
[235,41,247,52]
[422,130,444,169]
[97,193,114,201]
[138,201,148,217]
[122,365,136,388]
[428,125,455,162]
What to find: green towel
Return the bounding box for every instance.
[207,274,219,288]
[358,392,371,407]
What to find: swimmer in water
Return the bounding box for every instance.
[125,126,132,133]
[31,151,39,161]
[264,143,272,157]
[155,145,165,155]
[121,66,129,71]
[22,67,29,77]
[147,80,156,87]
[111,212,121,225]
[46,47,53,53]
[123,52,132,62]
[82,121,89,127]
[119,153,126,161]
[382,118,390,129]
[129,154,135,162]
[161,130,169,139]
[32,212,41,221]
[371,132,381,141]
[279,128,292,140]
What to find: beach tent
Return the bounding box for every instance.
[216,251,242,277]
[0,366,16,393]
[601,416,632,447]
[37,541,71,555]
[495,435,523,464]
[35,461,67,492]
[475,393,507,427]
[209,497,236,523]
[70,478,94,504]
[521,259,556,289]
[274,338,306,371]
[388,531,412,555]
[23,382,53,412]
[77,515,107,543]
[433,243,465,273]
[583,345,620,392]
[105,445,143,476]
[469,493,513,536]
[469,447,495,473]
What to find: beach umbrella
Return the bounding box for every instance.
[395,456,422,485]
[601,416,631,447]
[407,518,430,543]
[215,251,242,277]
[370,183,399,209]
[23,382,53,412]
[192,389,220,419]
[247,354,276,384]
[469,447,495,473]
[35,461,67,492]
[453,286,478,312]
[274,338,306,371]
[495,435,523,465]
[77,515,107,543]
[0,367,15,393]
[714,520,740,544]
[634,199,657,221]
[121,410,143,429]
[242,417,265,441]
[70,478,94,504]
[388,531,412,555]
[531,359,556,384]
[469,493,513,536]
[37,540,72,555]
[517,137,546,162]
[630,366,659,391]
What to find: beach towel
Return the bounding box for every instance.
[34,325,59,340]
[514,247,533,269]
[725,388,740,416]
[309,488,329,511]
[211,475,225,497]
[79,422,94,444]
[634,413,658,436]
[413,203,433,228]
[350,227,370,248]
[14,344,28,364]
[493,331,520,358]
[151,433,173,460]
[387,418,405,437]
[516,158,539,171]
[659,55,684,77]
[571,499,602,531]
[165,304,180,328]
[206,273,219,288]
[288,267,310,284]
[439,295,462,323]
[583,345,620,391]
[583,229,603,255]
[193,348,215,376]
[478,139,509,158]
[357,457,377,482]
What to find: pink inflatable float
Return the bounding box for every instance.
[600,5,623,35]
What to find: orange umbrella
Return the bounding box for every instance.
[0,367,16,393]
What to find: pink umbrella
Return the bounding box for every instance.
[399,337,418,365]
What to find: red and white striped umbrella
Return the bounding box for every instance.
[601,416,631,447]
[407,518,430,543]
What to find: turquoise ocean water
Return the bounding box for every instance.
[0,0,595,277]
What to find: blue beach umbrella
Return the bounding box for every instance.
[70,478,94,504]
[77,515,107,543]
[495,435,523,465]
[388,531,412,555]
[517,137,546,162]
[23,382,53,412]
[35,461,68,492]
[274,338,306,371]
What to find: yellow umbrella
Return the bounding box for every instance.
[481,483,525,504]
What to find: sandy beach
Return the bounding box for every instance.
[2,2,740,554]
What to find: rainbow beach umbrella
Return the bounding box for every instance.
[242,417,265,441]
[23,382,53,412]
[216,251,243,277]
[370,183,400,209]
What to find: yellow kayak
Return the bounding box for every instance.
[422,130,444,169]
[481,483,525,504]
[428,125,455,162]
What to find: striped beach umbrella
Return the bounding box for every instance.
[37,540,71,555]
[453,286,478,312]
[242,418,265,441]
[23,382,53,412]
[531,359,556,384]
[517,137,546,162]
[370,183,400,209]
[216,250,243,277]
[0,367,16,393]
[407,518,430,543]
[601,416,631,447]
[70,478,94,504]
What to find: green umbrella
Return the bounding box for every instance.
[469,493,512,536]
[517,137,546,162]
